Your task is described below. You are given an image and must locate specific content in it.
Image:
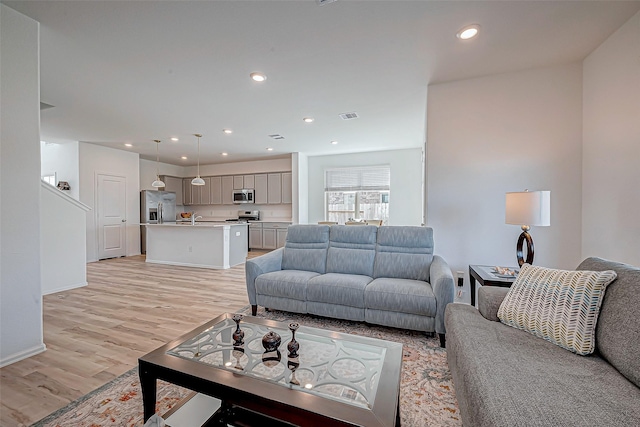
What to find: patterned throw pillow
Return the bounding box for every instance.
[497,264,617,355]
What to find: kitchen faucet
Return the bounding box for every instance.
[157,202,163,224]
[191,214,202,225]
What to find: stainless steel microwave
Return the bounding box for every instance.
[233,189,254,204]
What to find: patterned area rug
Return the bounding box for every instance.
[31,307,461,426]
[30,367,191,427]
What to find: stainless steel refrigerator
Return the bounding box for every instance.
[140,190,176,254]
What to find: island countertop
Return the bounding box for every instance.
[142,222,248,228]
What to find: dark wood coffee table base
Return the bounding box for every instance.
[139,313,402,427]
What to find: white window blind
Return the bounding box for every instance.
[325,166,390,192]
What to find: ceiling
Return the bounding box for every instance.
[4,1,639,166]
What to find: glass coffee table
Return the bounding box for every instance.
[139,312,403,427]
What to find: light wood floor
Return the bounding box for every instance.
[0,253,267,427]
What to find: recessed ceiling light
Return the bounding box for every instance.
[267,147,274,151]
[221,152,228,156]
[223,129,233,134]
[124,143,132,147]
[330,140,338,145]
[303,117,314,123]
[181,156,187,160]
[170,137,179,142]
[457,24,480,40]
[250,72,267,82]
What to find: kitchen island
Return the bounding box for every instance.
[143,222,248,269]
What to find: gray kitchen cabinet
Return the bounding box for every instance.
[281,172,292,204]
[267,173,282,204]
[222,176,234,205]
[160,176,183,205]
[243,174,255,189]
[233,175,244,190]
[276,228,288,248]
[188,177,209,205]
[210,176,222,205]
[249,223,263,249]
[262,222,289,250]
[254,174,268,204]
[262,228,277,249]
[182,178,193,205]
[198,177,211,205]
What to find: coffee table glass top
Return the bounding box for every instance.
[167,316,390,410]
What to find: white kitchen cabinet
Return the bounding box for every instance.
[160,176,184,206]
[249,223,263,249]
[267,173,282,204]
[243,174,255,189]
[281,172,292,204]
[222,176,234,205]
[233,175,244,190]
[276,228,288,248]
[210,176,222,205]
[254,174,268,204]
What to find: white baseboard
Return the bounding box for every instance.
[42,281,88,296]
[0,343,46,368]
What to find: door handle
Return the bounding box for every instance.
[122,219,127,222]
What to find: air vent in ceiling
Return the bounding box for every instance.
[316,0,338,5]
[40,102,55,110]
[339,112,359,120]
[268,134,285,140]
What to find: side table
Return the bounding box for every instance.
[469,265,518,307]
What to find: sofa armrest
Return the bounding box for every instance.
[245,248,284,305]
[477,286,510,322]
[430,255,455,335]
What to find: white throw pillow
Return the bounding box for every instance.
[497,264,617,355]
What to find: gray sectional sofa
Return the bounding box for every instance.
[245,224,455,346]
[445,257,640,426]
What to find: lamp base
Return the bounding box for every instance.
[516,230,535,267]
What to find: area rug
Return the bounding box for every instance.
[30,368,192,427]
[32,307,461,426]
[245,306,461,426]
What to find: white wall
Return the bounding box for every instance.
[41,182,89,295]
[40,141,80,200]
[292,152,309,224]
[307,148,423,225]
[139,158,186,192]
[0,4,46,366]
[582,11,640,265]
[79,143,141,261]
[427,64,584,303]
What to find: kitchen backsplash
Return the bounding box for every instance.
[179,204,292,221]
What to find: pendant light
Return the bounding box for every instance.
[191,134,205,186]
[151,140,165,188]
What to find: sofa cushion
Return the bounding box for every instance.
[365,277,436,317]
[578,257,640,388]
[255,270,320,301]
[307,273,372,307]
[445,303,640,427]
[326,225,377,277]
[497,264,617,355]
[281,225,330,274]
[373,226,433,281]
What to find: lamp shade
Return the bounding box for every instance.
[505,191,550,227]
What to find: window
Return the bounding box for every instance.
[42,173,56,186]
[325,166,390,224]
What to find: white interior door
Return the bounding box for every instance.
[97,174,126,259]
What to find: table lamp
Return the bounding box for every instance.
[505,190,550,267]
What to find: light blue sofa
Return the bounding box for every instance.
[245,224,455,346]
